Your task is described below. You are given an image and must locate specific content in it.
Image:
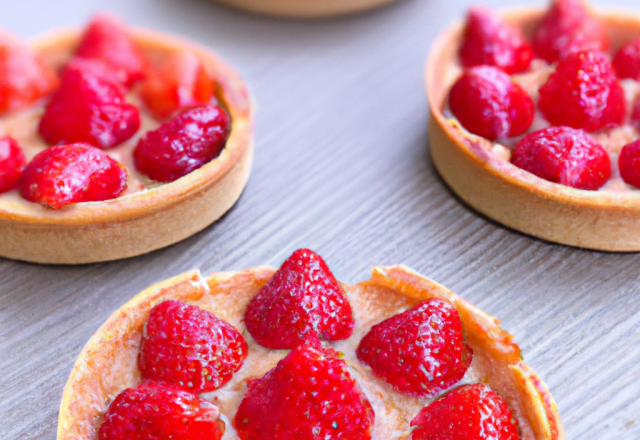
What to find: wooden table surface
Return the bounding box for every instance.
[2,0,640,438]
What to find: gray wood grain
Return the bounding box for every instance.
[1,0,640,438]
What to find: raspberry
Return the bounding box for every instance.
[141,52,214,119]
[18,143,127,209]
[233,335,374,440]
[531,0,610,63]
[75,13,150,87]
[619,140,640,189]
[632,100,640,129]
[613,37,640,80]
[38,66,140,149]
[356,298,472,397]
[459,6,535,74]
[0,35,58,114]
[0,137,26,193]
[133,105,230,182]
[244,249,354,350]
[511,126,610,190]
[538,51,625,132]
[98,381,224,440]
[411,384,519,440]
[448,66,534,141]
[139,300,248,393]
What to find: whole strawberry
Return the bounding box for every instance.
[139,300,248,393]
[0,137,26,193]
[244,249,354,349]
[233,335,374,440]
[618,140,640,189]
[411,384,520,440]
[98,381,224,440]
[356,298,472,397]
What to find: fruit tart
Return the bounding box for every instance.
[426,0,640,251]
[213,0,400,18]
[58,249,564,440]
[0,13,253,264]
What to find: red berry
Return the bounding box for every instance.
[233,335,374,440]
[38,66,140,149]
[18,143,127,209]
[0,35,59,114]
[244,249,354,350]
[511,126,610,190]
[141,52,214,120]
[75,13,150,87]
[0,137,26,193]
[139,300,248,393]
[61,58,127,90]
[538,51,625,132]
[613,37,640,80]
[531,0,610,63]
[459,6,535,74]
[632,99,640,129]
[448,66,534,141]
[356,298,472,397]
[411,384,519,440]
[99,381,224,440]
[619,140,640,189]
[133,104,230,182]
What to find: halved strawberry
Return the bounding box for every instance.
[0,137,26,193]
[233,335,374,440]
[356,298,472,397]
[244,249,355,349]
[139,300,248,393]
[98,381,224,440]
[411,384,520,440]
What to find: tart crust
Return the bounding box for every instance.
[0,29,253,264]
[426,9,640,251]
[58,265,564,440]
[212,0,400,18]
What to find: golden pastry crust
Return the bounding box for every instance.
[0,28,254,264]
[426,8,640,251]
[212,0,400,18]
[58,265,564,440]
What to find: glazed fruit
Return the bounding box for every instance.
[511,126,610,190]
[244,248,354,349]
[0,137,26,193]
[98,381,223,440]
[233,335,374,440]
[531,0,610,63]
[614,37,640,81]
[357,298,472,397]
[619,140,640,189]
[448,66,534,141]
[0,34,58,114]
[75,13,150,88]
[134,104,230,182]
[538,51,625,132]
[18,143,127,209]
[410,384,520,440]
[141,52,214,119]
[38,66,141,149]
[138,300,248,393]
[459,6,534,74]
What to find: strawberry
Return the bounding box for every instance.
[459,6,535,74]
[98,381,224,440]
[18,143,127,209]
[141,52,215,120]
[139,300,248,393]
[244,249,355,350]
[613,37,640,81]
[75,13,150,88]
[411,384,520,440]
[356,298,472,397]
[233,335,374,440]
[531,0,610,63]
[0,137,26,193]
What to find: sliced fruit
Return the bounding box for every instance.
[511,126,610,190]
[138,300,248,393]
[448,65,534,141]
[244,248,354,349]
[459,6,534,74]
[613,37,640,80]
[233,335,374,440]
[0,137,26,193]
[18,143,127,209]
[411,384,520,440]
[98,381,224,440]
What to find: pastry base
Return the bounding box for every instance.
[213,0,400,18]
